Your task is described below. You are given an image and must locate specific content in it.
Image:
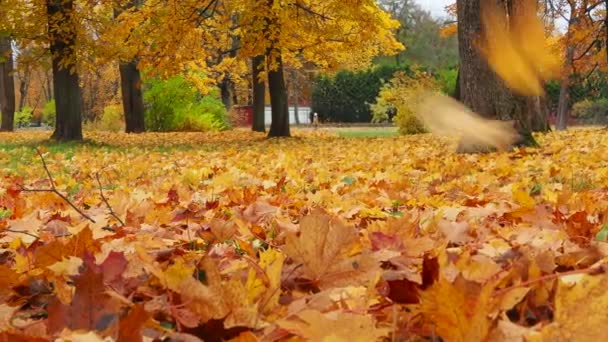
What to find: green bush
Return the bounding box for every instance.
[311,64,411,123]
[14,106,33,128]
[42,100,56,127]
[144,75,229,132]
[571,98,608,119]
[435,68,458,96]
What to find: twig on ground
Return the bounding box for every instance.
[20,148,96,223]
[95,171,125,227]
[3,229,39,239]
[493,266,601,296]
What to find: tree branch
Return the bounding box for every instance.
[95,171,125,227]
[20,148,96,224]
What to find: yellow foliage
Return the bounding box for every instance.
[478,0,561,96]
[371,70,440,135]
[1,128,608,339]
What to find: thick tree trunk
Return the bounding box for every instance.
[267,50,290,137]
[48,0,83,141]
[115,1,144,133]
[119,61,145,133]
[456,0,548,152]
[252,55,266,132]
[220,79,233,110]
[0,36,15,132]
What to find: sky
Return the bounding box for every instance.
[416,0,452,18]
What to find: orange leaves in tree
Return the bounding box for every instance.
[479,0,560,96]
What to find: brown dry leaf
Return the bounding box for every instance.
[415,93,520,151]
[47,261,120,335]
[538,273,608,340]
[418,275,496,342]
[283,210,380,289]
[488,319,540,341]
[0,265,18,298]
[118,304,150,342]
[277,309,390,342]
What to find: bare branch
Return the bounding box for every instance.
[95,171,125,227]
[20,148,96,224]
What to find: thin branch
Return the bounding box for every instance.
[493,266,600,297]
[20,148,96,224]
[3,229,39,239]
[95,171,125,227]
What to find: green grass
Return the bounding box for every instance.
[335,127,398,138]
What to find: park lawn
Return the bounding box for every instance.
[1,128,608,340]
[334,126,399,138]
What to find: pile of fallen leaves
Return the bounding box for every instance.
[2,128,608,341]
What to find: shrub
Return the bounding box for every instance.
[571,98,608,121]
[144,75,229,132]
[99,104,124,132]
[14,106,33,128]
[42,100,56,127]
[435,68,458,96]
[371,71,440,135]
[311,64,411,123]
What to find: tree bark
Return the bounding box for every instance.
[252,55,266,132]
[119,61,145,133]
[556,46,574,131]
[556,1,578,131]
[115,1,145,133]
[267,50,290,137]
[48,0,83,141]
[0,36,15,132]
[220,79,233,110]
[456,0,548,152]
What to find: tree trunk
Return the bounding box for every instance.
[456,0,548,152]
[119,61,145,133]
[0,36,15,132]
[556,2,577,131]
[48,0,83,141]
[555,46,574,131]
[18,68,30,111]
[220,79,233,110]
[267,50,290,137]
[252,55,266,132]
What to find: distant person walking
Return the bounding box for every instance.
[312,112,319,129]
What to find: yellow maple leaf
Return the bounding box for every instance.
[283,209,380,289]
[478,0,560,96]
[277,309,390,342]
[537,273,608,340]
[419,275,496,342]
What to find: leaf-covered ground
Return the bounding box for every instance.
[1,128,608,341]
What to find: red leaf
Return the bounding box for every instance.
[47,262,120,334]
[118,304,150,342]
[100,251,128,284]
[0,332,49,342]
[369,232,404,251]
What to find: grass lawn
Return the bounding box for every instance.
[333,126,399,138]
[1,127,607,340]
